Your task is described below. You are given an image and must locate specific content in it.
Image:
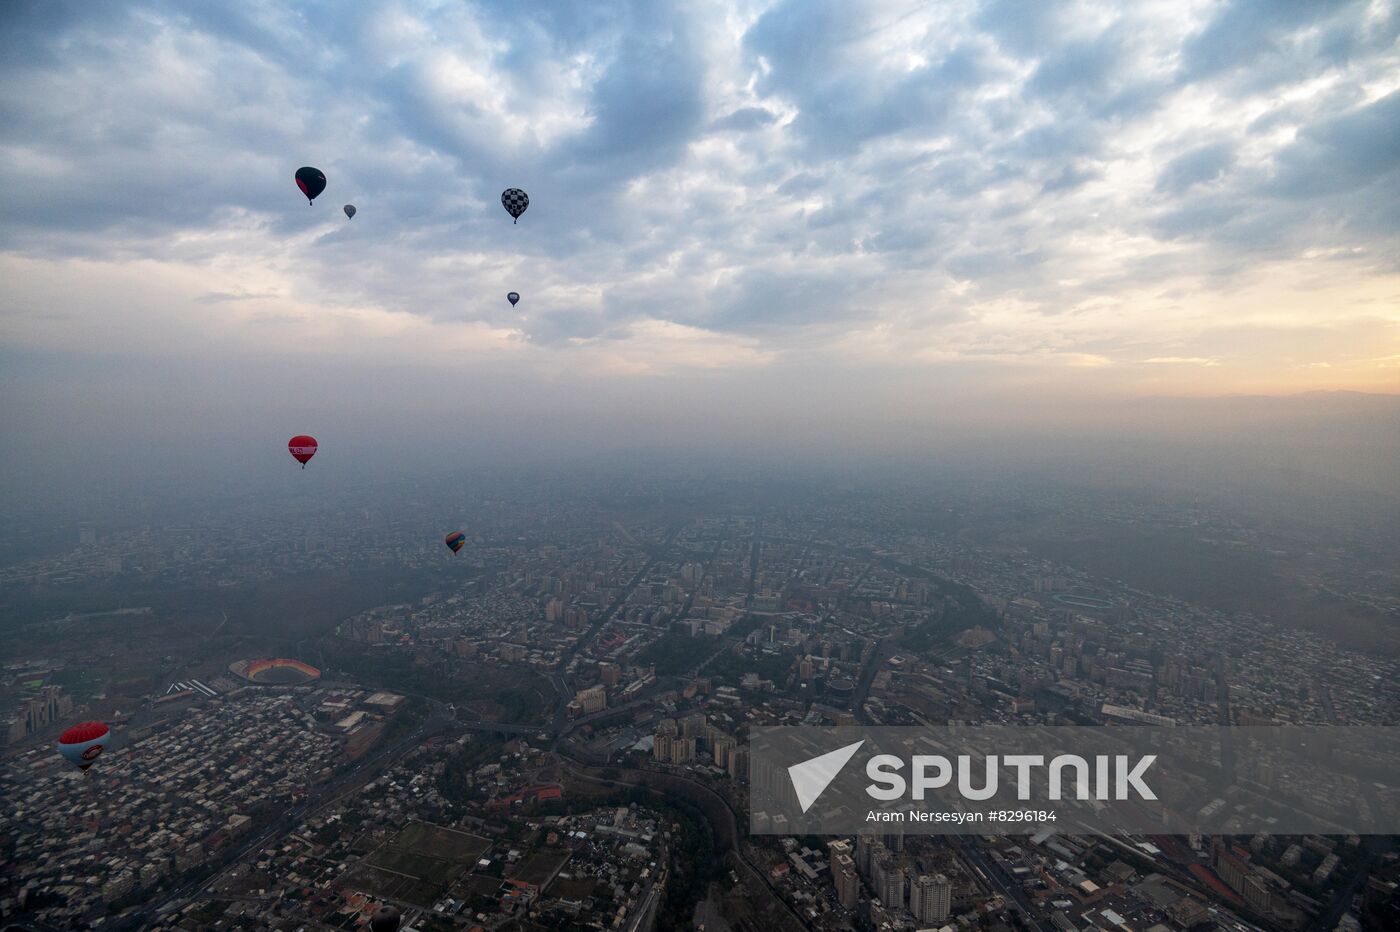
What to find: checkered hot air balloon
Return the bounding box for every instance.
[501,187,529,223]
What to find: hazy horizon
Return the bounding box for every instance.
[3,1,1399,493]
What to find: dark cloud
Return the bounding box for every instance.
[1041,164,1101,194]
[1155,143,1236,195]
[1270,90,1400,198]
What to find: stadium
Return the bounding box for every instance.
[228,657,322,685]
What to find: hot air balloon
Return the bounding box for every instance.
[501,187,529,223]
[295,167,326,204]
[507,292,520,307]
[288,435,318,469]
[58,721,110,772]
[343,204,356,219]
[369,905,402,932]
[445,531,466,554]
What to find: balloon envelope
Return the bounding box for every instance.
[445,531,466,554]
[507,292,520,306]
[288,435,318,467]
[58,721,110,771]
[501,188,529,222]
[295,167,326,204]
[370,905,402,932]
[343,204,356,218]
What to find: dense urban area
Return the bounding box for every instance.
[3,471,1399,931]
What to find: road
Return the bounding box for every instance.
[951,837,1053,932]
[557,756,809,932]
[547,523,685,738]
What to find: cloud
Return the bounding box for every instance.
[1155,142,1236,194]
[0,0,1397,408]
[1144,356,1221,366]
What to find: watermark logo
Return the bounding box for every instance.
[789,739,864,813]
[750,725,1400,836]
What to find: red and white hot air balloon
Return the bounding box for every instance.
[58,721,110,772]
[288,435,318,469]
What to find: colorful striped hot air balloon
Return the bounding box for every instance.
[58,721,110,772]
[445,531,466,554]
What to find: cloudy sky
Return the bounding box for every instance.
[2,0,1399,492]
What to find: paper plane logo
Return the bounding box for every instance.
[788,740,865,813]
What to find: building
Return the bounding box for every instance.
[670,736,696,764]
[599,662,621,687]
[833,853,860,909]
[3,686,75,745]
[712,734,736,768]
[575,686,606,715]
[363,691,406,712]
[727,747,749,782]
[912,873,951,924]
[680,712,707,739]
[874,853,905,910]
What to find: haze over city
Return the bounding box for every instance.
[2,3,1400,932]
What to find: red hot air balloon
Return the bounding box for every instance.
[58,721,110,772]
[288,435,318,469]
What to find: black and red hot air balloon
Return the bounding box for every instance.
[295,167,327,204]
[288,435,318,469]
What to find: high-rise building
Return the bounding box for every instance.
[670,736,696,764]
[727,747,749,782]
[680,711,707,739]
[833,853,860,909]
[599,662,621,687]
[855,835,881,878]
[912,873,951,924]
[654,733,674,763]
[712,734,736,768]
[874,854,905,910]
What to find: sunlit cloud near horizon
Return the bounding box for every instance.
[2,0,1399,452]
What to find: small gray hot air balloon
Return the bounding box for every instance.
[507,292,520,307]
[343,204,356,219]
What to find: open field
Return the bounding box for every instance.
[341,821,491,907]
